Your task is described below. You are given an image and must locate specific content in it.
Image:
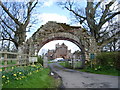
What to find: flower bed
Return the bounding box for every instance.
[2,63,43,86]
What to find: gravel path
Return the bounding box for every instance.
[49,63,119,88]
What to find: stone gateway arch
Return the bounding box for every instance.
[20,21,97,68]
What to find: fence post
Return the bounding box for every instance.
[25,55,27,66]
[43,55,48,68]
[17,53,19,65]
[0,52,2,67]
[4,50,7,70]
[0,52,2,90]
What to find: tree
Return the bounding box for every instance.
[58,0,120,50]
[102,21,120,52]
[0,0,38,49]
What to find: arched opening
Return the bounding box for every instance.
[38,40,81,56]
[37,38,85,68]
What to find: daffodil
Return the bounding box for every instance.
[98,66,101,68]
[2,75,5,78]
[13,74,17,76]
[31,65,35,67]
[110,64,113,66]
[0,69,2,71]
[95,68,97,70]
[16,78,19,80]
[19,78,21,80]
[19,72,22,74]
[12,67,14,69]
[22,76,25,78]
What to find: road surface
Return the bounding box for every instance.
[49,63,119,88]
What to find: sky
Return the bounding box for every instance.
[25,0,87,55]
[1,0,118,54]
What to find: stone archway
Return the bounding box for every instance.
[21,21,97,68]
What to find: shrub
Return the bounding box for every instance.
[37,56,43,66]
[96,52,120,70]
[114,52,120,70]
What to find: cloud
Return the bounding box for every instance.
[26,13,70,40]
[42,0,56,7]
[38,13,70,25]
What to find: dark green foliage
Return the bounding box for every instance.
[114,52,120,70]
[96,52,120,70]
[37,56,43,66]
[65,61,72,69]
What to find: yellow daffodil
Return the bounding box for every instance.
[19,78,21,80]
[16,78,19,80]
[22,76,25,78]
[0,69,2,71]
[31,65,35,67]
[12,67,14,69]
[19,72,22,74]
[2,75,5,78]
[13,74,17,76]
[95,68,97,70]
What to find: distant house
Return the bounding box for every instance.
[46,43,72,60]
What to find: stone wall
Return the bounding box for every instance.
[22,21,97,67]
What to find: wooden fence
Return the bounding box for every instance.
[0,51,31,70]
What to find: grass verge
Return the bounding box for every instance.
[59,62,120,76]
[59,62,66,67]
[2,67,60,88]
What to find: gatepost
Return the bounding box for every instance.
[43,56,48,68]
[0,51,2,90]
[90,53,95,68]
[18,46,23,65]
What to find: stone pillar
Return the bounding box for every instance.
[18,46,23,54]
[73,55,76,69]
[35,49,38,56]
[43,55,48,68]
[29,43,32,56]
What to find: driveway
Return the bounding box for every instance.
[49,63,119,88]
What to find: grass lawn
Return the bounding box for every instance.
[2,68,60,88]
[59,62,120,76]
[1,61,17,66]
[76,67,120,76]
[59,62,66,67]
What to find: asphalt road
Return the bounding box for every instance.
[49,63,119,88]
